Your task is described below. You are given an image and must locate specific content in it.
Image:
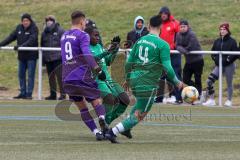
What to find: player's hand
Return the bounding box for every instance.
[107,43,119,54]
[122,80,129,92]
[111,35,121,44]
[98,70,106,81]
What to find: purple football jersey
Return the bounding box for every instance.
[61,29,98,82]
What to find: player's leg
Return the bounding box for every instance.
[106,82,130,124]
[98,82,117,125]
[63,81,104,140]
[106,89,156,143]
[89,98,109,133]
[71,96,104,140]
[102,81,132,138]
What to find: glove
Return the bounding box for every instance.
[111,35,121,44]
[98,70,106,81]
[107,43,119,54]
[14,45,19,51]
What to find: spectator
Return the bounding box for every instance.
[0,13,38,99]
[125,16,149,48]
[41,15,65,100]
[203,23,239,107]
[176,20,204,100]
[156,6,182,104]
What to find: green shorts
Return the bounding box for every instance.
[97,80,124,98]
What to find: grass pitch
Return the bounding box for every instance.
[1,100,240,160]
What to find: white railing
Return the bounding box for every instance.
[0,46,240,106]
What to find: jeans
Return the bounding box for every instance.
[18,60,37,97]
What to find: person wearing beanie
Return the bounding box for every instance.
[41,15,66,100]
[125,16,149,48]
[85,18,103,46]
[176,20,204,102]
[203,22,239,107]
[0,13,38,99]
[155,6,182,104]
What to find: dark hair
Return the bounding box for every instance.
[21,13,32,22]
[85,26,96,35]
[86,19,97,28]
[150,15,162,27]
[159,6,171,15]
[71,10,85,25]
[179,19,189,26]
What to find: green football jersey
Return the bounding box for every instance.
[125,33,179,89]
[90,44,114,82]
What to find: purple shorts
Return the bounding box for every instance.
[63,80,101,102]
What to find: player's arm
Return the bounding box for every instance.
[80,33,99,70]
[122,43,136,91]
[104,46,119,66]
[94,50,109,61]
[105,36,121,66]
[125,42,136,81]
[159,43,180,86]
[94,36,120,65]
[80,33,105,80]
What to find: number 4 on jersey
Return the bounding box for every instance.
[138,46,149,64]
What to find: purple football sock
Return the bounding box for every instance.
[80,108,97,132]
[94,104,106,118]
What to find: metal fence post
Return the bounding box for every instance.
[218,51,223,106]
[38,48,43,100]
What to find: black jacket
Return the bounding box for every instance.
[211,34,239,66]
[126,27,149,48]
[0,22,38,60]
[41,23,64,62]
[176,29,203,64]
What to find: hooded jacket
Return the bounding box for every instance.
[211,34,239,67]
[176,28,203,64]
[0,20,39,60]
[159,15,179,50]
[126,16,149,48]
[41,22,64,62]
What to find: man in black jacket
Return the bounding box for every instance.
[0,13,38,99]
[41,15,65,100]
[176,20,204,99]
